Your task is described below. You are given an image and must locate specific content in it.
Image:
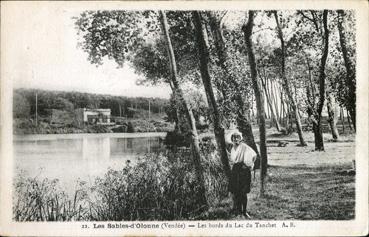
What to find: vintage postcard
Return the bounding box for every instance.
[1,0,368,236]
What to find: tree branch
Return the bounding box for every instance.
[297,10,320,33]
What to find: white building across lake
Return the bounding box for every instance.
[75,108,114,125]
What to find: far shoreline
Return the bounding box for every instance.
[13,132,168,141]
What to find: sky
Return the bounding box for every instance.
[3,3,171,99]
[2,3,287,101]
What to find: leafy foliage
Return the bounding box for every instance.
[75,10,149,67]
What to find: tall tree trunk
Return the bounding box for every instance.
[326,91,340,141]
[280,89,285,126]
[340,106,345,134]
[260,70,281,131]
[273,11,307,146]
[312,122,324,150]
[337,10,356,131]
[284,97,291,131]
[271,80,281,124]
[263,77,271,122]
[288,105,294,132]
[265,96,270,120]
[304,55,316,101]
[192,11,231,182]
[170,88,190,135]
[160,11,207,207]
[346,109,353,131]
[208,12,259,154]
[242,11,268,195]
[170,85,190,135]
[311,10,329,151]
[306,83,313,131]
[251,95,255,119]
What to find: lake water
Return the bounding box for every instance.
[14,133,166,192]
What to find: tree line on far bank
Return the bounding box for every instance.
[13,88,169,119]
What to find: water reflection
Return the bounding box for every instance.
[14,135,162,160]
[81,137,110,160]
[14,134,165,193]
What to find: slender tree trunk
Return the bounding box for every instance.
[340,106,345,134]
[160,11,207,207]
[243,11,268,195]
[337,10,356,131]
[304,54,316,100]
[306,84,312,131]
[326,91,340,141]
[288,105,294,132]
[346,109,353,131]
[168,83,186,134]
[266,95,271,120]
[250,94,256,120]
[284,97,291,130]
[311,10,329,151]
[280,90,284,125]
[298,107,302,122]
[251,95,255,120]
[260,70,281,131]
[267,91,273,125]
[175,96,191,135]
[273,11,307,146]
[280,89,285,126]
[285,97,291,129]
[192,11,231,182]
[271,80,280,123]
[208,12,259,154]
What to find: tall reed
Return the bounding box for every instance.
[13,172,88,221]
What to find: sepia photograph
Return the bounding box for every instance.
[1,1,368,236]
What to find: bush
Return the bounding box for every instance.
[127,122,135,133]
[164,131,191,147]
[111,125,128,133]
[90,151,206,220]
[89,148,227,220]
[88,125,112,133]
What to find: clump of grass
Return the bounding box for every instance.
[13,172,88,221]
